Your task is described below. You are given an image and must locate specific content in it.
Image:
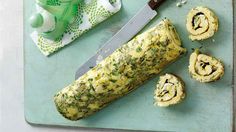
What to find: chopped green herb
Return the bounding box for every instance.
[109,79,117,83]
[136,47,142,52]
[88,78,93,81]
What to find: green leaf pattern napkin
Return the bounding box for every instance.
[31,0,121,56]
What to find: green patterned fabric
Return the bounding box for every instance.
[46,0,61,6]
[31,0,121,56]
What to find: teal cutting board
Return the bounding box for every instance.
[24,0,234,131]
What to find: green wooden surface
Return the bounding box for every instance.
[24,0,234,131]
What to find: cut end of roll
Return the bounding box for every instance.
[186,6,219,41]
[154,74,186,107]
[189,49,224,83]
[54,19,186,120]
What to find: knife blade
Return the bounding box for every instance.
[75,0,166,79]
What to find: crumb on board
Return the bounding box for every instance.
[181,0,187,4]
[96,55,103,64]
[176,2,182,7]
[176,0,187,7]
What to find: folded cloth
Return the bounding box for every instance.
[31,0,121,56]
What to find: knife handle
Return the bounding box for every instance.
[148,0,166,10]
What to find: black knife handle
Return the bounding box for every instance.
[148,0,166,10]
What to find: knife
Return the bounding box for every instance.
[75,0,166,79]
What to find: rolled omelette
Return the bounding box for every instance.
[154,74,185,107]
[54,19,186,120]
[189,49,224,83]
[186,6,219,41]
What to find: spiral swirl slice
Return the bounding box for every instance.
[154,74,185,107]
[186,6,219,41]
[189,50,224,83]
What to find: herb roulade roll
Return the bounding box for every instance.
[186,6,219,41]
[154,74,185,107]
[189,49,224,83]
[54,19,186,120]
